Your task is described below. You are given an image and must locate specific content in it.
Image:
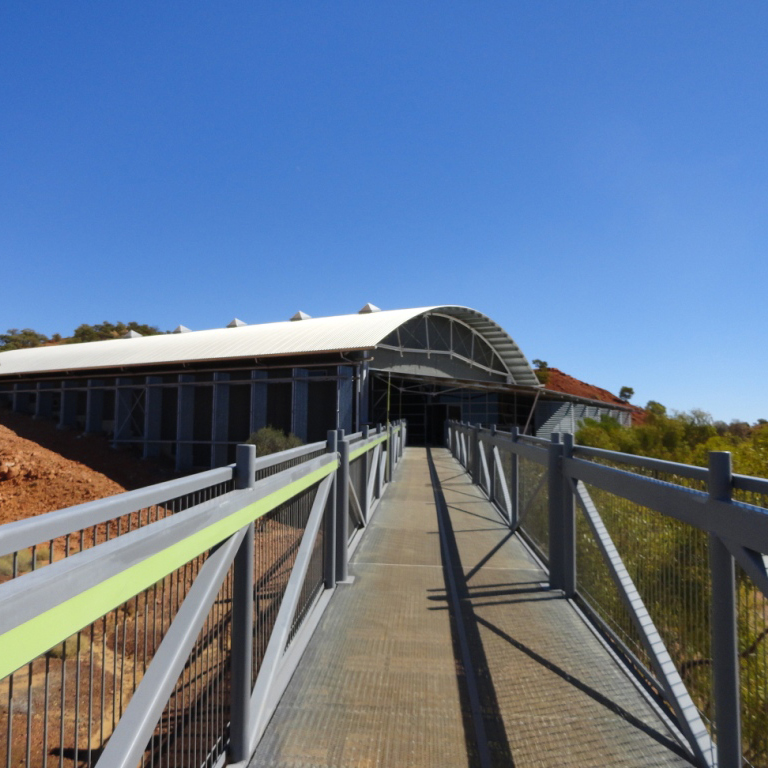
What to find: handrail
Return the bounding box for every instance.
[0,464,235,557]
[445,418,768,768]
[0,420,407,768]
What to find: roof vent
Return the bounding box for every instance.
[358,303,381,314]
[227,318,247,328]
[172,325,191,334]
[290,311,311,321]
[121,330,143,339]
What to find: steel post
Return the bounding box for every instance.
[708,451,742,768]
[560,433,576,597]
[324,431,338,589]
[472,425,480,483]
[509,427,519,530]
[230,520,254,763]
[336,431,350,582]
[387,423,393,483]
[548,433,565,591]
[361,425,370,522]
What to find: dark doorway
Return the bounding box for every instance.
[425,404,461,446]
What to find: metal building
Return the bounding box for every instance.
[0,304,630,467]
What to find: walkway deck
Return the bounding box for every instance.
[249,447,694,767]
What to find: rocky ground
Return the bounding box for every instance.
[0,409,177,526]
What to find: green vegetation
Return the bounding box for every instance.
[576,404,768,476]
[246,426,303,456]
[575,402,768,762]
[0,321,164,352]
[531,359,550,385]
[619,386,634,401]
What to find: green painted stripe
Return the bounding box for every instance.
[0,460,337,679]
[349,433,388,461]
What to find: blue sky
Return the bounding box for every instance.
[2,2,767,423]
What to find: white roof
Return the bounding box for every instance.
[0,306,540,386]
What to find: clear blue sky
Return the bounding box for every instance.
[2,2,766,423]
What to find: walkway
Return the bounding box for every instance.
[249,447,694,767]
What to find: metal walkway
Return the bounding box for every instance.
[249,447,693,767]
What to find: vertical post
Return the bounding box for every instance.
[291,368,309,442]
[387,423,393,483]
[113,377,132,448]
[336,429,349,583]
[249,370,268,436]
[560,433,576,598]
[337,367,354,433]
[12,383,30,414]
[472,425,480,484]
[230,445,256,763]
[211,372,230,468]
[34,382,54,421]
[324,431,338,589]
[143,376,162,458]
[708,451,741,768]
[85,379,104,434]
[336,431,349,583]
[361,425,370,523]
[58,380,78,430]
[509,427,519,530]
[489,425,497,503]
[176,374,194,471]
[548,433,565,591]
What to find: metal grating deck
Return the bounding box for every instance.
[249,447,694,767]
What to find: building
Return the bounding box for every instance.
[0,305,631,468]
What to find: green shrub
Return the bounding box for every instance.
[0,545,51,577]
[246,426,303,456]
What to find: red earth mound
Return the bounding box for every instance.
[0,410,177,527]
[543,368,646,425]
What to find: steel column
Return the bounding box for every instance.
[84,379,104,434]
[142,376,162,459]
[509,426,520,529]
[113,377,133,447]
[250,370,268,436]
[176,374,194,471]
[34,381,54,420]
[361,425,370,522]
[291,368,309,442]
[58,380,78,429]
[231,444,256,763]
[324,431,338,589]
[211,372,230,467]
[336,431,350,582]
[708,451,742,768]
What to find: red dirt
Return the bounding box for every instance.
[543,368,646,425]
[0,409,178,527]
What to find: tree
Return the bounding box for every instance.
[531,359,550,385]
[69,321,162,343]
[0,328,48,351]
[619,386,634,402]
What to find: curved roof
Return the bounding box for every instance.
[0,306,540,387]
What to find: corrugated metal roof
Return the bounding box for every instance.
[0,306,540,387]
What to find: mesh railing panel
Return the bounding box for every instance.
[1,553,209,768]
[578,483,714,738]
[517,455,548,562]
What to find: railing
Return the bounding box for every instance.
[0,421,405,768]
[447,420,768,768]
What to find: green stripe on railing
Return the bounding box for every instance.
[0,460,337,680]
[349,433,389,461]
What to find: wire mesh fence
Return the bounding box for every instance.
[517,454,549,563]
[1,553,208,768]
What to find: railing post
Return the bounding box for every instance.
[325,431,338,590]
[472,425,480,483]
[230,444,256,763]
[560,433,576,598]
[387,423,393,483]
[336,430,350,583]
[489,425,497,503]
[548,433,565,591]
[708,451,741,768]
[509,427,519,530]
[361,425,370,522]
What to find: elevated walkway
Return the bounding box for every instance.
[250,447,692,767]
